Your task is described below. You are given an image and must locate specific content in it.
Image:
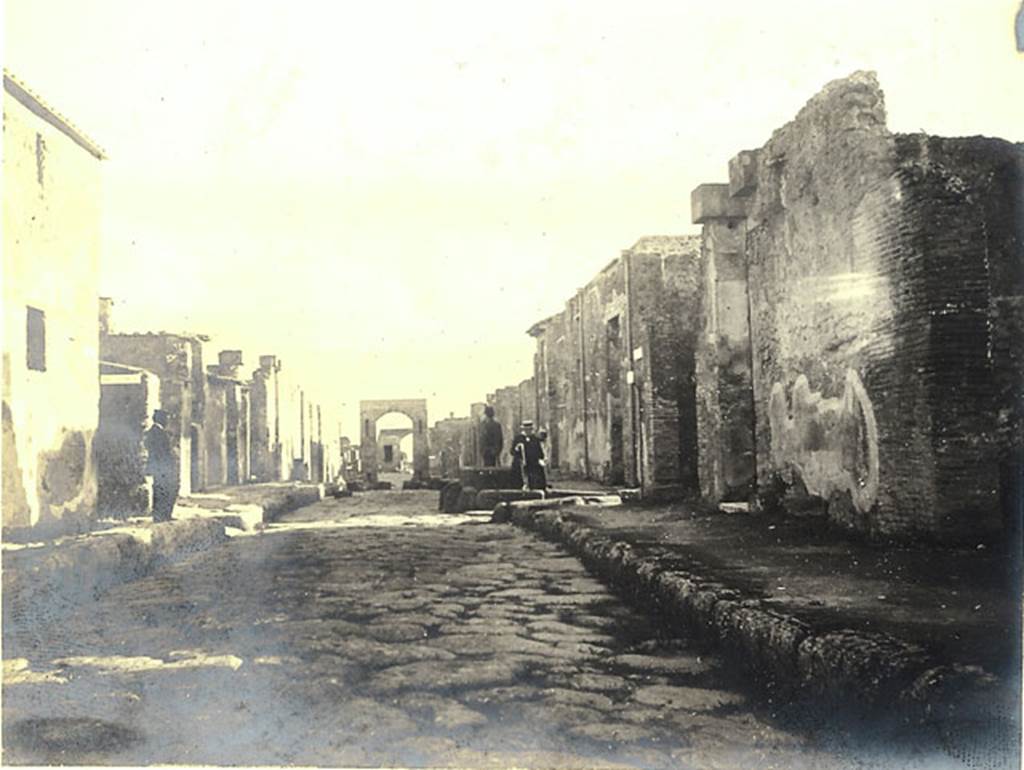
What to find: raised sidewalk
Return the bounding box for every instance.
[2,482,323,626]
[503,498,1021,726]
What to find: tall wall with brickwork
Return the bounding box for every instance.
[709,71,1023,540]
[630,237,702,495]
[525,237,701,494]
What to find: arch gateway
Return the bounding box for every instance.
[359,399,429,483]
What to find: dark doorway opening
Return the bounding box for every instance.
[190,424,201,492]
[606,316,625,485]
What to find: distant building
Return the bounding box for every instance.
[100,322,209,494]
[206,350,251,487]
[2,72,105,533]
[249,355,282,482]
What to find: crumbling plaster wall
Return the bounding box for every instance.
[2,82,102,533]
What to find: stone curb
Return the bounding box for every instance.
[504,503,1004,721]
[260,485,325,523]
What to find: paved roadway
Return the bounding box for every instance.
[1,488,986,768]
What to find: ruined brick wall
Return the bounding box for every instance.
[526,239,700,493]
[742,71,1023,540]
[577,259,629,485]
[530,311,574,473]
[430,417,471,477]
[631,238,702,494]
[100,334,197,493]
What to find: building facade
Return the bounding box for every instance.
[2,73,105,533]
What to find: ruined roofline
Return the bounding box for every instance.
[625,234,701,254]
[3,70,107,160]
[762,69,888,148]
[527,310,564,337]
[103,330,212,343]
[892,132,1024,153]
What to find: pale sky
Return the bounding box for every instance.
[4,1,1022,436]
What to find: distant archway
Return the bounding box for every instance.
[359,399,429,482]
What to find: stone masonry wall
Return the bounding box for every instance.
[740,71,1023,540]
[525,237,701,494]
[100,334,196,494]
[639,238,702,494]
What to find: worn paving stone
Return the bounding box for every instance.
[566,721,661,744]
[540,687,616,711]
[329,638,458,667]
[515,701,607,729]
[565,672,635,693]
[362,622,429,643]
[605,653,714,677]
[427,632,560,658]
[631,684,747,711]
[364,658,528,695]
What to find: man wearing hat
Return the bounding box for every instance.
[144,409,179,522]
[510,420,546,491]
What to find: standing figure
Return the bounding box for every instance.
[479,405,504,467]
[511,420,546,491]
[144,409,179,523]
[537,428,549,489]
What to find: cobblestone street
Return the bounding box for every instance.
[0,490,994,768]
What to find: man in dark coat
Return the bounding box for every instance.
[144,409,179,523]
[479,405,503,467]
[511,420,546,491]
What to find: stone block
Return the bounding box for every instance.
[456,486,478,513]
[691,183,748,223]
[796,630,932,703]
[728,150,759,197]
[474,489,544,509]
[459,466,521,490]
[438,482,462,513]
